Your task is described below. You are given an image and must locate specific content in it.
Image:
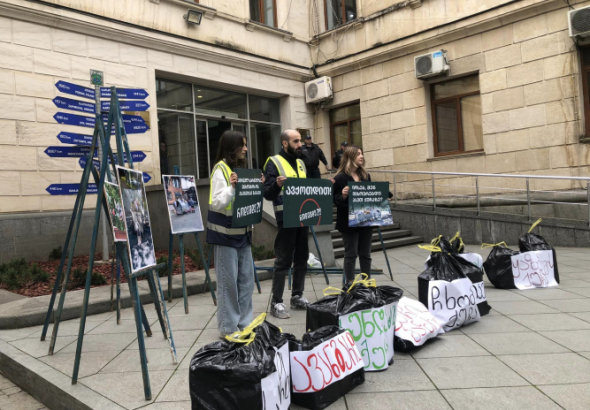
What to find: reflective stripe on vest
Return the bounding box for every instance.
[207,222,252,236]
[208,161,233,213]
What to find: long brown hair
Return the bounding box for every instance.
[336,145,368,181]
[215,130,246,170]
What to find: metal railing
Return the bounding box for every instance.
[369,170,590,227]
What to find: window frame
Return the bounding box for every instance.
[430,77,483,157]
[250,0,278,28]
[581,46,590,138]
[324,0,356,31]
[329,102,361,159]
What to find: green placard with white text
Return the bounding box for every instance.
[282,179,333,228]
[232,169,263,228]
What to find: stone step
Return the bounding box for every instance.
[331,229,413,248]
[330,222,400,238]
[333,236,423,258]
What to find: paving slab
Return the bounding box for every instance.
[441,386,561,410]
[538,383,590,410]
[508,313,590,331]
[346,390,451,410]
[498,353,590,385]
[468,332,569,355]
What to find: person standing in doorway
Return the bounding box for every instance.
[332,141,348,170]
[332,146,373,288]
[263,129,309,319]
[207,130,261,338]
[300,135,331,179]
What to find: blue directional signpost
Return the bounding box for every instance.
[101,100,150,112]
[53,112,149,134]
[55,80,95,100]
[45,146,93,158]
[76,151,146,167]
[53,97,96,114]
[46,183,98,195]
[57,132,94,146]
[101,87,149,100]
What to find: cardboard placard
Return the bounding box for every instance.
[232,169,263,228]
[348,182,392,227]
[290,331,364,393]
[261,343,290,410]
[427,278,483,332]
[282,179,333,228]
[338,302,397,371]
[395,297,444,347]
[511,250,558,290]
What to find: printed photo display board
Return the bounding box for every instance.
[232,169,263,228]
[348,182,392,228]
[162,175,204,234]
[117,166,156,273]
[282,179,333,228]
[104,181,127,242]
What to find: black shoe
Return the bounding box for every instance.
[290,295,309,310]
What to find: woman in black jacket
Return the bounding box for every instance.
[333,146,374,287]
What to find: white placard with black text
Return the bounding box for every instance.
[395,297,444,347]
[511,250,558,290]
[261,343,290,410]
[427,278,484,332]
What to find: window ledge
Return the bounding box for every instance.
[311,19,362,44]
[245,20,294,42]
[580,138,590,144]
[427,151,485,162]
[158,0,217,20]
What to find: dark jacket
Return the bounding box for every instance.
[263,149,304,223]
[332,149,344,170]
[333,172,372,233]
[301,143,328,170]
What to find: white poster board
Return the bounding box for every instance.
[290,331,364,393]
[338,302,397,371]
[427,278,482,332]
[261,343,290,410]
[395,297,444,347]
[511,250,558,290]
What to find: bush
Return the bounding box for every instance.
[251,245,275,262]
[69,267,106,289]
[155,255,178,277]
[0,259,50,290]
[48,246,62,261]
[187,245,212,270]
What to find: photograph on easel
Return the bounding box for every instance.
[162,175,204,234]
[104,181,127,242]
[116,166,156,273]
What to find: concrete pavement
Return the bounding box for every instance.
[1,244,590,409]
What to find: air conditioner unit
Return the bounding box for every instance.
[305,76,333,104]
[414,50,449,80]
[569,6,590,38]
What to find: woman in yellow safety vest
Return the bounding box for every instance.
[206,130,262,338]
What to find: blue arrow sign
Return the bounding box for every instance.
[56,132,94,146]
[101,114,146,126]
[100,88,149,100]
[78,158,101,169]
[77,151,146,166]
[45,146,93,158]
[54,112,95,128]
[53,112,149,134]
[143,173,152,183]
[55,81,95,100]
[101,100,150,112]
[46,183,98,196]
[53,97,95,114]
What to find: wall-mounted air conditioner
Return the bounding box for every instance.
[414,50,449,80]
[305,76,333,104]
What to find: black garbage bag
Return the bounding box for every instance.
[189,315,295,410]
[289,326,365,410]
[418,245,491,332]
[306,276,403,371]
[394,297,444,352]
[515,219,560,288]
[482,243,520,289]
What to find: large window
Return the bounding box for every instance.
[250,0,277,27]
[330,103,362,157]
[156,79,281,181]
[431,76,483,157]
[326,0,357,30]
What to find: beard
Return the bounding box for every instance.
[287,144,302,158]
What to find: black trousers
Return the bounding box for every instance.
[271,222,309,304]
[342,228,373,282]
[306,168,321,179]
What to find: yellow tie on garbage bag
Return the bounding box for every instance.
[322,273,376,296]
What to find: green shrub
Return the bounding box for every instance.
[251,245,275,262]
[187,245,212,270]
[0,259,50,289]
[48,246,62,261]
[155,255,178,277]
[69,267,106,289]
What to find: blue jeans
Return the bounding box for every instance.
[215,244,254,333]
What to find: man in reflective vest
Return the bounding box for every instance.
[263,129,309,319]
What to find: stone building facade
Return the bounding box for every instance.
[0,0,588,260]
